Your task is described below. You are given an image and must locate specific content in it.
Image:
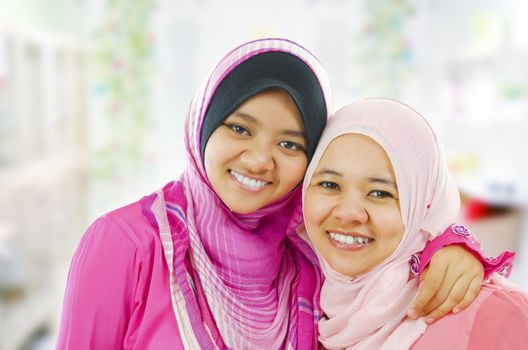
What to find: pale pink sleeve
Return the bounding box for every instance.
[410,224,515,280]
[56,217,144,349]
[467,288,528,349]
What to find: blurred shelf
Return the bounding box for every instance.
[0,154,88,195]
[0,21,90,350]
[457,176,528,208]
[0,283,57,350]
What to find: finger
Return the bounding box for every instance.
[438,251,483,314]
[419,264,467,316]
[408,264,447,319]
[406,267,429,319]
[451,275,482,314]
[423,254,484,319]
[421,273,468,323]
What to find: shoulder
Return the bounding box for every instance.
[472,285,528,324]
[84,200,160,257]
[478,284,528,310]
[413,285,528,349]
[467,285,528,349]
[64,200,164,283]
[58,200,172,348]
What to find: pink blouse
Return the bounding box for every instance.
[56,201,184,349]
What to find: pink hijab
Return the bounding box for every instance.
[302,98,461,349]
[142,38,332,349]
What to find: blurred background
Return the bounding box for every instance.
[0,0,527,348]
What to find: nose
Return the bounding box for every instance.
[240,141,275,173]
[331,196,368,224]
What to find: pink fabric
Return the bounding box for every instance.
[163,37,331,349]
[414,224,515,280]
[411,285,528,349]
[56,202,184,349]
[303,98,506,350]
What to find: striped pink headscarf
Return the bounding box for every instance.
[302,98,461,349]
[144,38,332,349]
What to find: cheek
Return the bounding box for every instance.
[203,132,234,176]
[203,139,233,196]
[378,207,404,248]
[203,135,221,173]
[304,192,331,237]
[203,150,220,186]
[388,207,404,238]
[203,150,215,175]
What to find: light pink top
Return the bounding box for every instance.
[56,201,184,349]
[412,285,528,349]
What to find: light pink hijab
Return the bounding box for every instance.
[302,98,461,349]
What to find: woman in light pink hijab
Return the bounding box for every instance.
[303,98,526,349]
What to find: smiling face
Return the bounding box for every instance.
[304,133,404,277]
[204,89,308,214]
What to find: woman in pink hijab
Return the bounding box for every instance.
[303,98,525,349]
[58,39,497,349]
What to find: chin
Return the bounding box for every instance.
[329,260,362,278]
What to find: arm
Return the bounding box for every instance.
[407,224,515,323]
[56,217,143,349]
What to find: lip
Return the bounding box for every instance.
[326,230,373,251]
[229,169,272,193]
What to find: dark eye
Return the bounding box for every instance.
[226,124,250,136]
[319,181,340,191]
[368,190,395,199]
[279,140,305,151]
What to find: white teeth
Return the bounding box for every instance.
[230,170,267,189]
[329,232,371,246]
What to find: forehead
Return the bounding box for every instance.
[232,89,305,130]
[317,133,393,174]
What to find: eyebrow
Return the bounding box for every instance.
[282,129,306,138]
[232,112,306,139]
[367,177,397,187]
[313,169,343,178]
[233,112,260,124]
[312,170,397,186]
